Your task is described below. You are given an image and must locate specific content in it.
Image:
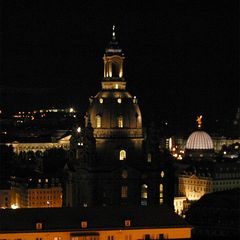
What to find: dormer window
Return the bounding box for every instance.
[81,221,87,228]
[124,219,131,227]
[36,222,42,230]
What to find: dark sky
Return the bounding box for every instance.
[1,0,239,130]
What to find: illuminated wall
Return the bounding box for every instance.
[28,186,63,208]
[0,227,191,240]
[0,187,27,209]
[178,175,212,201]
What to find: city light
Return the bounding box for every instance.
[11,204,19,209]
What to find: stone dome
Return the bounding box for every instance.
[186,131,214,150]
[86,90,142,129]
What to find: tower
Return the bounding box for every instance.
[67,26,174,208]
[85,25,144,166]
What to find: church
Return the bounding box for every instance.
[64,26,175,208]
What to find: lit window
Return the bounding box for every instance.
[99,98,103,103]
[115,84,119,89]
[161,171,164,178]
[118,116,123,128]
[54,237,62,240]
[159,184,164,204]
[119,150,126,160]
[125,219,131,227]
[96,115,101,128]
[141,184,148,199]
[133,96,137,103]
[81,221,87,228]
[117,98,122,104]
[121,186,128,198]
[147,153,152,162]
[36,222,42,230]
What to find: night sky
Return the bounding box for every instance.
[1,1,239,131]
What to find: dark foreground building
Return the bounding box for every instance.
[0,205,192,239]
[185,188,240,239]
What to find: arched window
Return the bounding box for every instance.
[121,186,128,198]
[159,184,164,204]
[119,150,126,160]
[111,62,119,77]
[141,184,148,206]
[147,153,152,162]
[118,115,123,128]
[96,115,101,128]
[122,170,128,178]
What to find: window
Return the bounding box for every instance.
[96,115,101,128]
[125,219,131,227]
[119,150,126,160]
[159,184,164,205]
[118,115,123,128]
[147,153,152,163]
[121,186,128,198]
[54,237,62,240]
[81,221,87,228]
[159,234,165,239]
[122,170,128,179]
[117,98,122,104]
[133,96,137,103]
[141,184,148,205]
[36,222,42,230]
[144,234,150,240]
[160,171,164,178]
[99,98,103,104]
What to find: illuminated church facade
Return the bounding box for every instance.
[66,26,174,208]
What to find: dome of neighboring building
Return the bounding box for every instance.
[184,116,215,159]
[185,131,214,150]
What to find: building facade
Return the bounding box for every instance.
[178,161,240,201]
[28,178,63,208]
[0,206,192,240]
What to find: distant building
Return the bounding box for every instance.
[11,134,70,154]
[28,178,63,208]
[0,206,192,240]
[176,161,240,216]
[173,196,187,216]
[0,178,28,209]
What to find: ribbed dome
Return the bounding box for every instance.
[186,131,214,150]
[86,90,142,129]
